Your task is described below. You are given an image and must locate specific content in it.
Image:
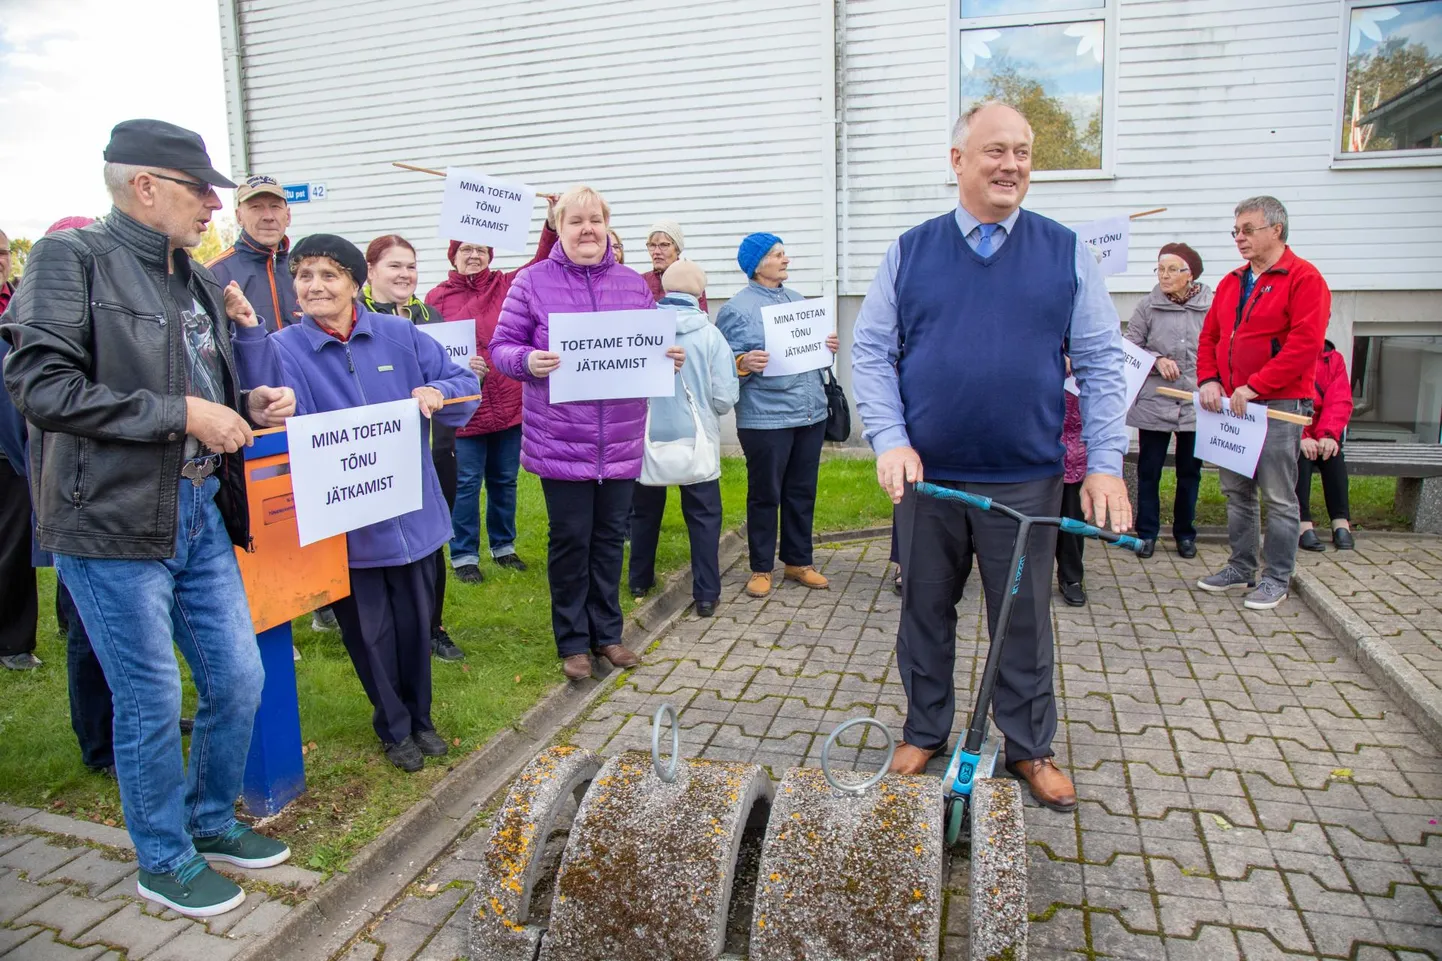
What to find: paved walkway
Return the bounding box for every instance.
[327,535,1442,961]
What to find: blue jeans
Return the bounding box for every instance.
[450,426,522,567]
[55,478,263,875]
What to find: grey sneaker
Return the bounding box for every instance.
[137,855,245,918]
[193,823,291,869]
[310,607,338,632]
[1244,580,1289,610]
[1197,566,1256,593]
[0,653,42,670]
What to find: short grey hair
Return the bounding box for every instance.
[951,101,1033,150]
[1235,195,1289,242]
[103,162,147,203]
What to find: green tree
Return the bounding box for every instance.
[9,238,32,281]
[1343,39,1442,151]
[982,65,1101,170]
[188,218,238,264]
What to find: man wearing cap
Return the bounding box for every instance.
[644,221,708,312]
[2,119,297,918]
[207,174,299,331]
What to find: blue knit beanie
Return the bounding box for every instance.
[737,232,782,279]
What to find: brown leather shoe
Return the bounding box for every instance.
[597,644,641,669]
[888,742,940,775]
[561,654,592,681]
[1008,757,1078,812]
[784,565,829,589]
[746,572,773,597]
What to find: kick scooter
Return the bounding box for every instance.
[911,481,1146,845]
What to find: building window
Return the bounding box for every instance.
[956,0,1112,173]
[1340,0,1442,157]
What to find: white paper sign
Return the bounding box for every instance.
[1064,376,1080,396]
[286,398,424,547]
[416,319,477,370]
[437,168,536,253]
[1193,396,1269,478]
[760,299,834,377]
[547,310,676,404]
[1076,215,1130,277]
[1120,338,1156,410]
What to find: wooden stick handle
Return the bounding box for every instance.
[250,394,481,438]
[392,161,445,177]
[1129,207,1167,220]
[1156,386,1312,425]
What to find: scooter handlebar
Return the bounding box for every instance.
[914,482,992,511]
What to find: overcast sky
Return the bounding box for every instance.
[0,0,232,241]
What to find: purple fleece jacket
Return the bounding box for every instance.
[489,241,656,482]
[234,308,479,568]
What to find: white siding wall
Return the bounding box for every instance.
[228,0,830,294]
[841,0,1442,296]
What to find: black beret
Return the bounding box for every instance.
[289,234,367,288]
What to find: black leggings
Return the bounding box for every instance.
[1296,448,1350,523]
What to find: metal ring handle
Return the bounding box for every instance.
[651,703,681,783]
[820,717,895,795]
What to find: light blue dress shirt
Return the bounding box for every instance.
[850,204,1130,478]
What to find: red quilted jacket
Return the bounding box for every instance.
[1304,341,1354,442]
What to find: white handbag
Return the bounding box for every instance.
[640,384,718,487]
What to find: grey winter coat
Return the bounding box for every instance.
[1123,283,1213,433]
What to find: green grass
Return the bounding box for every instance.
[1158,469,1411,530]
[0,456,893,874]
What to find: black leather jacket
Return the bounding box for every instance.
[1,208,253,559]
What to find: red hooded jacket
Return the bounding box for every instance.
[1304,341,1353,442]
[1197,247,1330,401]
[424,226,557,436]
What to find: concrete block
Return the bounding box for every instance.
[471,745,602,961]
[969,779,1027,961]
[539,752,772,961]
[1395,477,1442,534]
[749,768,943,961]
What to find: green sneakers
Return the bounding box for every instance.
[193,823,292,868]
[137,855,245,918]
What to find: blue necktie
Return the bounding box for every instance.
[976,223,1000,258]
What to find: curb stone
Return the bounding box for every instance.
[1292,567,1442,748]
[968,778,1026,961]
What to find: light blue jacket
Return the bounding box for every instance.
[716,281,828,430]
[651,295,740,477]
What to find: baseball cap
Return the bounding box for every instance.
[236,175,287,205]
[103,119,236,189]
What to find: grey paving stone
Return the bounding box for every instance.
[38,850,135,898]
[0,838,86,880]
[12,887,126,942]
[0,930,111,960]
[74,901,194,959]
[144,929,246,961]
[0,870,62,925]
[221,897,293,940]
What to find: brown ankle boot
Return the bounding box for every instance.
[561,654,592,681]
[597,644,640,669]
[746,572,773,597]
[784,565,829,589]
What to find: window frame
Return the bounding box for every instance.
[1333,0,1442,167]
[949,0,1120,181]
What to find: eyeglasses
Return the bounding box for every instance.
[455,245,488,257]
[1230,223,1279,239]
[141,172,214,198]
[646,241,676,252]
[1154,265,1191,276]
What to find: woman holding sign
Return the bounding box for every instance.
[490,185,685,682]
[426,196,559,586]
[232,234,480,773]
[717,233,839,598]
[1125,243,1211,560]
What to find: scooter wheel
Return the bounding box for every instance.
[945,795,967,846]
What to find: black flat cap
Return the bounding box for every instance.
[289,234,368,288]
[103,119,237,189]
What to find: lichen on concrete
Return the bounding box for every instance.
[471,745,602,961]
[749,767,944,961]
[968,778,1026,961]
[538,750,772,961]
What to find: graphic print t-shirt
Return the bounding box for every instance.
[166,259,226,406]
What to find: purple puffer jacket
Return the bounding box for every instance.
[490,242,655,482]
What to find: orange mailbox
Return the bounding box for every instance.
[233,429,349,815]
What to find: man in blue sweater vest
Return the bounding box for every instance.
[851,102,1131,811]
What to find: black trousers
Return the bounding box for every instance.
[1056,480,1085,586]
[331,556,438,745]
[431,428,458,635]
[737,421,825,572]
[0,460,36,657]
[629,480,723,602]
[1297,448,1350,522]
[56,580,115,770]
[895,476,1062,761]
[541,478,633,658]
[1135,429,1202,541]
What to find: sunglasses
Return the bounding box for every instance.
[142,172,215,198]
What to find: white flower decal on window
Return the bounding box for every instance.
[1349,5,1401,54]
[960,29,1001,71]
[1064,22,1104,63]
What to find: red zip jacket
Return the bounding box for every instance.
[1304,341,1353,442]
[1196,247,1330,400]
